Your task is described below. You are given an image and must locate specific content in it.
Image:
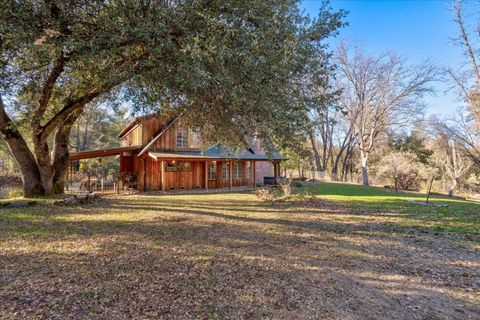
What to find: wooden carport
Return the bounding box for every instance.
[68,146,141,161]
[67,146,141,192]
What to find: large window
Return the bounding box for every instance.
[222,162,229,179]
[245,161,251,179]
[208,162,217,180]
[233,161,243,179]
[176,130,187,148]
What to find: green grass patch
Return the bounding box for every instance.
[302,182,480,243]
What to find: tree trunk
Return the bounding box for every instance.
[448,179,458,197]
[34,141,55,195]
[361,151,369,186]
[52,112,79,194]
[0,100,45,197]
[309,131,323,171]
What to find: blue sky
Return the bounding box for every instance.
[300,0,471,117]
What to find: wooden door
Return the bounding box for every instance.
[178,171,186,189]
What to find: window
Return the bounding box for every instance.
[190,128,201,147]
[165,161,176,172]
[177,161,192,172]
[222,162,229,179]
[233,161,243,179]
[245,161,251,179]
[176,130,187,148]
[208,162,217,180]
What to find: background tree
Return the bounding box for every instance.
[378,151,424,191]
[433,138,472,197]
[388,128,433,165]
[336,43,436,186]
[445,1,480,167]
[71,104,129,152]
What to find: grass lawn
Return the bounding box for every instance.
[0,182,478,319]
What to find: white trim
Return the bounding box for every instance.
[138,117,179,156]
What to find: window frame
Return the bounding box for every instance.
[233,161,243,179]
[165,161,177,172]
[177,161,192,172]
[222,162,229,180]
[176,129,187,148]
[245,161,251,179]
[208,162,217,180]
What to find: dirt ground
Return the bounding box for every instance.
[0,193,479,319]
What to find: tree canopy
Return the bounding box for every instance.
[0,0,346,196]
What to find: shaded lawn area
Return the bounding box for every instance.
[0,183,479,319]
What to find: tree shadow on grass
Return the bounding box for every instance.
[0,196,479,319]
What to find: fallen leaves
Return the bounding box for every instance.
[0,193,478,319]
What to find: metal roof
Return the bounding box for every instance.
[149,146,284,161]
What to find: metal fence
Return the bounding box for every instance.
[66,167,120,194]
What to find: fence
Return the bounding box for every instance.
[66,165,120,194]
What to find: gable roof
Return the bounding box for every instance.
[119,113,284,160]
[117,114,159,139]
[137,116,179,156]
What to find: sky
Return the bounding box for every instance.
[300,0,473,117]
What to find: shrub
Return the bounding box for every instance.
[119,172,137,189]
[254,187,278,201]
[278,179,295,197]
[378,151,424,191]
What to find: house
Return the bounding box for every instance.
[69,114,283,191]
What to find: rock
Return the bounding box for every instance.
[54,192,101,206]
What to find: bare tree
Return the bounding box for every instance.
[330,117,356,181]
[445,1,480,166]
[337,43,436,185]
[434,140,472,197]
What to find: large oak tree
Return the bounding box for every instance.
[0,0,345,196]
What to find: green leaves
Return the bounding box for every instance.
[1,0,346,161]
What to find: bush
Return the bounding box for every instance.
[278,179,295,197]
[378,151,424,191]
[254,187,278,201]
[119,172,137,189]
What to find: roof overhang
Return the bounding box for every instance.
[69,146,140,161]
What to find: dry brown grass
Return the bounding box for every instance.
[0,191,478,319]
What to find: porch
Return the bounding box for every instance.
[68,147,283,193]
[133,154,282,192]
